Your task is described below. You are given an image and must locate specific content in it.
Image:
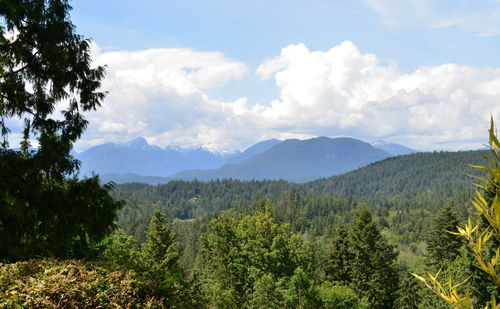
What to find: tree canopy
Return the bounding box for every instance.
[0,0,121,261]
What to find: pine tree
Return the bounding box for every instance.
[424,204,463,269]
[349,204,398,309]
[326,223,352,285]
[141,209,180,271]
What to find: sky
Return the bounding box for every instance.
[54,0,500,152]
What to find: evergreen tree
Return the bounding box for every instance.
[394,267,422,309]
[410,119,500,309]
[0,0,121,261]
[446,246,497,308]
[326,223,352,285]
[99,228,140,268]
[141,209,180,271]
[349,204,398,309]
[424,204,463,269]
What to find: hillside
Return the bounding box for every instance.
[114,150,487,220]
[307,149,487,202]
[112,149,488,244]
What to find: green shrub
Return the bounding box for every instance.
[0,258,181,308]
[316,282,367,309]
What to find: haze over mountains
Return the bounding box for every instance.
[76,136,416,183]
[76,137,237,177]
[174,137,393,182]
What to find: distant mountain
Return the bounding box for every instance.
[372,141,416,156]
[76,137,236,177]
[99,173,171,185]
[173,137,392,183]
[226,138,281,164]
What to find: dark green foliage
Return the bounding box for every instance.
[0,0,105,146]
[349,205,399,309]
[326,223,352,285]
[0,173,122,260]
[96,215,198,308]
[113,150,484,252]
[308,150,485,203]
[141,209,180,272]
[106,148,494,307]
[0,0,121,261]
[394,268,423,309]
[424,204,463,269]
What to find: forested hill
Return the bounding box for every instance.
[307,149,487,202]
[113,149,488,243]
[114,149,487,211]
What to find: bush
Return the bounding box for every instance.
[316,282,367,309]
[0,259,178,308]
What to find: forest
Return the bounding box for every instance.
[2,1,500,308]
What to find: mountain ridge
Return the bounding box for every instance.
[77,136,414,183]
[172,137,392,182]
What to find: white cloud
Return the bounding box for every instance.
[79,45,254,152]
[255,41,500,150]
[76,41,500,152]
[98,121,127,133]
[363,0,500,37]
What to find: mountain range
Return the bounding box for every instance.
[173,137,393,182]
[76,136,415,183]
[76,137,238,177]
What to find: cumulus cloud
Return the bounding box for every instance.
[257,41,500,149]
[78,45,253,152]
[76,41,500,152]
[255,41,500,150]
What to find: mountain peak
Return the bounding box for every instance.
[372,141,416,156]
[125,137,149,149]
[174,136,392,182]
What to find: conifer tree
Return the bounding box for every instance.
[424,204,463,269]
[326,223,352,285]
[411,119,500,309]
[141,209,180,271]
[394,267,422,309]
[349,204,398,309]
[0,0,121,261]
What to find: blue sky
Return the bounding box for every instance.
[64,0,500,152]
